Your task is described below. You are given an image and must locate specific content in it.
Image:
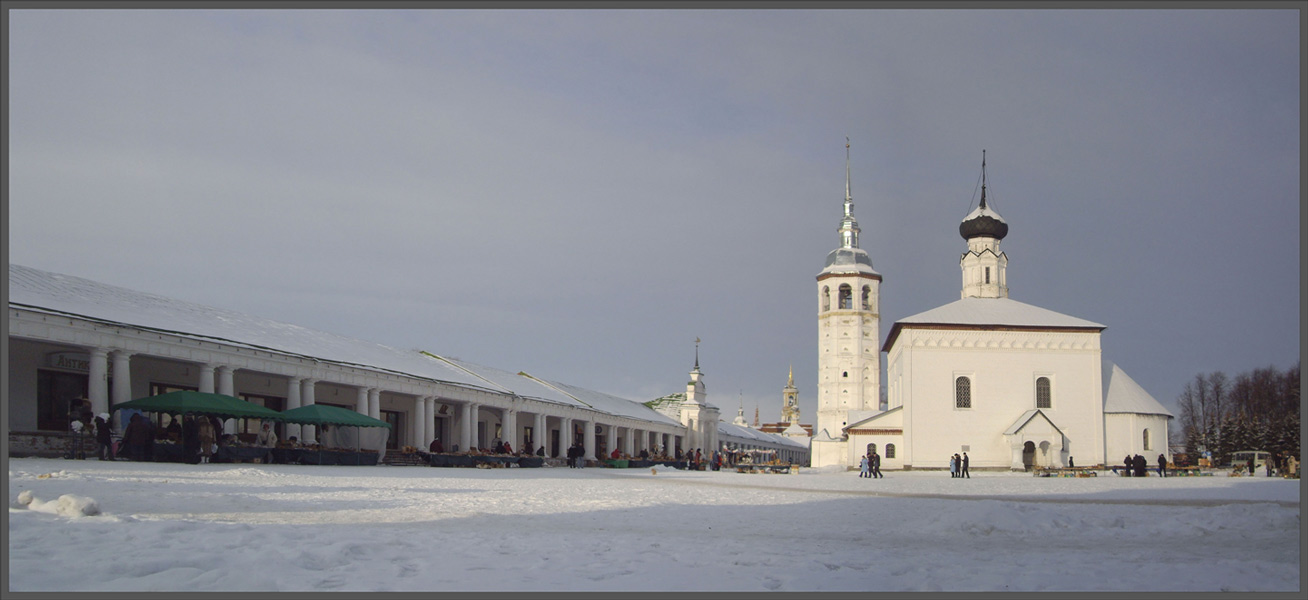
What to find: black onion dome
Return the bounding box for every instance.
[959,206,1008,240]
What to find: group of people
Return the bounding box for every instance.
[949,453,970,478]
[1120,454,1164,477]
[566,442,589,468]
[858,451,882,478]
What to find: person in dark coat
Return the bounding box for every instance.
[94,414,114,461]
[870,451,882,479]
[1157,454,1167,477]
[1247,456,1256,477]
[567,444,577,468]
[182,416,201,464]
[1133,454,1147,477]
[121,414,144,461]
[536,445,545,457]
[961,452,970,478]
[1123,455,1133,477]
[1068,456,1075,469]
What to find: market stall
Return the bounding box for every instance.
[275,404,391,466]
[113,391,285,464]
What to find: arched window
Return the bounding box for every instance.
[1036,377,1051,409]
[866,443,877,456]
[822,286,830,312]
[1143,429,1151,451]
[955,376,971,409]
[861,285,871,310]
[838,284,853,309]
[886,443,895,458]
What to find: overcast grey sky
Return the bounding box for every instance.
[7,8,1300,426]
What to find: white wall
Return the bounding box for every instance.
[1105,412,1171,466]
[895,328,1104,469]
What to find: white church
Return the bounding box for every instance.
[809,149,1173,471]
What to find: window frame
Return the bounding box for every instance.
[954,375,973,409]
[1035,376,1052,409]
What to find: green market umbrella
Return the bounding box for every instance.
[276,404,391,429]
[114,390,284,420]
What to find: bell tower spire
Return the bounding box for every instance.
[838,137,861,250]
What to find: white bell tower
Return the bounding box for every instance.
[814,139,881,467]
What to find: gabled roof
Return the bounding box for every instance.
[1102,360,1174,417]
[843,406,902,431]
[1003,409,1065,437]
[883,297,1105,351]
[782,422,809,436]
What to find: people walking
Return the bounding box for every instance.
[859,455,870,478]
[961,452,970,478]
[949,454,957,478]
[870,451,882,479]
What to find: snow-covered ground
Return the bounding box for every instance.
[7,458,1300,592]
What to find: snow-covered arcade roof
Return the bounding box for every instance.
[8,264,677,424]
[718,420,808,449]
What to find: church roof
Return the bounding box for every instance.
[882,297,1106,351]
[1102,360,1173,417]
[8,264,679,426]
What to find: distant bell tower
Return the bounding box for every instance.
[679,338,719,454]
[816,139,882,447]
[959,150,1009,299]
[781,365,800,424]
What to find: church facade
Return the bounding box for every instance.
[815,150,1173,470]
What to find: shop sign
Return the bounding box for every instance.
[47,352,90,372]
[45,351,113,375]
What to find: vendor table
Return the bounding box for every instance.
[735,464,796,474]
[269,448,379,465]
[429,454,542,468]
[215,446,271,463]
[151,442,187,463]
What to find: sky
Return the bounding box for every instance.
[7,8,1301,427]
[6,458,1301,592]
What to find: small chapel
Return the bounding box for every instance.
[809,147,1173,471]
